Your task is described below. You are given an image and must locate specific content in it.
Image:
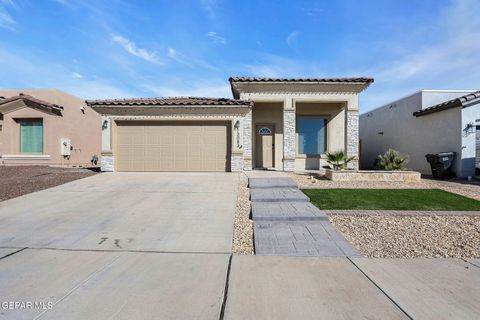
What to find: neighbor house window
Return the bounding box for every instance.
[297,117,326,154]
[19,119,43,153]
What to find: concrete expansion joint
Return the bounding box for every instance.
[0,247,28,260]
[19,247,232,255]
[462,258,480,269]
[218,254,233,320]
[346,257,414,320]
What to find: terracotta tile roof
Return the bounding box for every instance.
[229,77,374,83]
[0,93,64,111]
[86,96,253,106]
[413,90,480,117]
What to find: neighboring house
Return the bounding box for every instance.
[360,90,480,178]
[0,90,101,167]
[87,77,373,172]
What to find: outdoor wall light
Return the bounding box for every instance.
[463,122,474,136]
[234,120,242,149]
[102,120,108,130]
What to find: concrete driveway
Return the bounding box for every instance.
[0,172,237,319]
[0,172,238,253]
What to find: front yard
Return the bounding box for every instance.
[297,174,480,258]
[303,188,480,211]
[0,166,97,202]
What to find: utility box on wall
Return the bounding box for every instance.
[61,138,71,156]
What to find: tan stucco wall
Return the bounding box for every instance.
[252,102,284,170]
[0,89,101,166]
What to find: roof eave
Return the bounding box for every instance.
[413,101,461,117]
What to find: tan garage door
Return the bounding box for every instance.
[116,121,230,172]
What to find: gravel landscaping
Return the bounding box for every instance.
[330,215,480,258]
[291,172,480,258]
[0,166,97,202]
[232,173,253,255]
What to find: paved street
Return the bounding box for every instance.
[0,173,479,319]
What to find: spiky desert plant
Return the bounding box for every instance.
[376,149,409,171]
[326,150,355,170]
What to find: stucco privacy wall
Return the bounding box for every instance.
[0,89,101,166]
[94,106,251,172]
[360,91,465,175]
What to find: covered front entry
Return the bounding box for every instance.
[255,124,275,168]
[116,121,230,172]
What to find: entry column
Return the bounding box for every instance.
[345,101,359,170]
[243,109,253,170]
[283,98,296,171]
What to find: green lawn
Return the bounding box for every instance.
[302,189,480,211]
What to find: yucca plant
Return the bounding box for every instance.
[326,150,355,170]
[376,149,409,171]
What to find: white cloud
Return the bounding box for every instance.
[0,47,134,99]
[71,72,83,79]
[111,34,160,64]
[356,0,480,112]
[167,47,219,71]
[144,81,230,98]
[0,0,17,31]
[242,53,321,78]
[371,0,480,82]
[286,31,299,47]
[199,0,217,19]
[206,31,226,45]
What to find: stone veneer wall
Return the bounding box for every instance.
[101,155,114,172]
[231,153,244,172]
[346,110,359,169]
[325,169,421,182]
[243,110,253,170]
[283,110,296,171]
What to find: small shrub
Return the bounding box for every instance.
[326,150,355,170]
[376,149,409,171]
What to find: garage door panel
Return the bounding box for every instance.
[116,122,230,172]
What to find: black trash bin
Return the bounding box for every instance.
[425,152,456,179]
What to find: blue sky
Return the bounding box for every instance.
[0,0,479,112]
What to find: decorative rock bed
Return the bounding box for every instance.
[325,169,421,182]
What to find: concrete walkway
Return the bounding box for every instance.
[250,177,361,256]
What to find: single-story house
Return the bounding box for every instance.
[360,90,480,178]
[0,90,101,167]
[87,77,373,172]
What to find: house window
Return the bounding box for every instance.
[297,117,326,155]
[19,119,43,153]
[258,127,272,135]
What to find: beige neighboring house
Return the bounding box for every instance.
[0,90,101,167]
[87,77,373,172]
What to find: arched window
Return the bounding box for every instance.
[258,127,272,135]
